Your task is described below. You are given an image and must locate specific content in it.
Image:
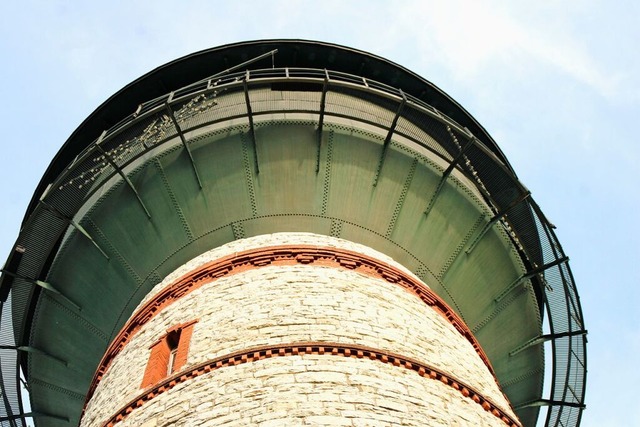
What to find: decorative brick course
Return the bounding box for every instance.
[104,344,519,427]
[87,245,493,402]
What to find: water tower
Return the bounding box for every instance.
[0,40,586,427]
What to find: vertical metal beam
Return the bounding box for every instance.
[243,71,259,174]
[465,191,531,254]
[165,94,203,189]
[316,69,330,173]
[0,270,81,311]
[423,170,450,218]
[373,89,407,187]
[38,201,110,260]
[95,135,152,219]
[424,137,476,217]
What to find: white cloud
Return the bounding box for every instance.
[393,0,621,100]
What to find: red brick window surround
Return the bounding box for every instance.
[141,320,197,388]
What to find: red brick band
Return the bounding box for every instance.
[87,245,494,402]
[102,342,520,427]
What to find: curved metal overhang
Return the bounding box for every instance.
[21,39,515,225]
[0,40,586,427]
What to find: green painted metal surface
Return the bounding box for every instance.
[28,115,542,425]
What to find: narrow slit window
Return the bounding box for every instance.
[141,320,197,388]
[166,330,181,374]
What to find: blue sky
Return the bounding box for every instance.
[1,1,638,426]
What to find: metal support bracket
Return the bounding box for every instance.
[509,329,587,357]
[514,399,586,411]
[495,256,569,303]
[95,134,152,219]
[38,201,109,260]
[165,95,203,188]
[243,72,259,174]
[0,411,69,422]
[209,49,278,81]
[316,69,329,173]
[0,345,68,366]
[424,136,477,217]
[373,89,406,187]
[465,192,531,254]
[0,270,80,311]
[152,50,279,103]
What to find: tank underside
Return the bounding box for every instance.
[0,40,586,427]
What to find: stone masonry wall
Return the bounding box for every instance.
[138,233,419,306]
[81,233,517,426]
[117,355,509,427]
